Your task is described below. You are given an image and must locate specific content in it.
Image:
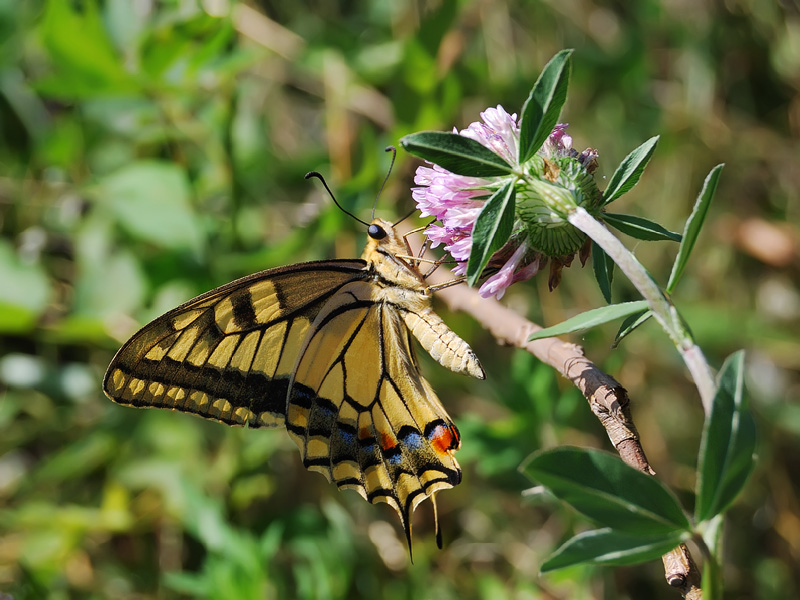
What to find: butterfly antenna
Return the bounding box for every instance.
[305,171,369,227]
[373,146,397,220]
[393,207,417,227]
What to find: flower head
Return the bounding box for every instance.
[412,106,602,298]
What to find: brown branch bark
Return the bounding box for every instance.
[428,269,703,598]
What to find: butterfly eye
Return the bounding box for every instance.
[368,224,387,240]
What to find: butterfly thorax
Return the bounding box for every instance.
[359,218,484,381]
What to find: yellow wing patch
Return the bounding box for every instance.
[285,281,463,548]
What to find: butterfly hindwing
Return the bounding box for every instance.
[104,260,367,428]
[286,280,461,544]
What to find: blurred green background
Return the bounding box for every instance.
[1,1,798,598]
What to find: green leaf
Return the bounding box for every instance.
[612,310,652,348]
[466,181,516,286]
[518,49,573,163]
[602,136,659,205]
[399,131,514,177]
[0,240,52,333]
[591,242,614,303]
[528,301,649,341]
[37,0,138,99]
[541,528,689,572]
[666,165,724,293]
[521,447,691,535]
[603,213,682,242]
[95,161,205,254]
[695,351,757,522]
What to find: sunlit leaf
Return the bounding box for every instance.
[95,161,205,254]
[603,213,681,242]
[466,180,516,286]
[528,301,649,341]
[0,240,51,333]
[400,131,514,177]
[602,137,659,205]
[541,528,689,572]
[518,49,573,163]
[522,447,691,535]
[667,165,724,293]
[696,351,757,522]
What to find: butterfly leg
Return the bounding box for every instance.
[428,277,467,292]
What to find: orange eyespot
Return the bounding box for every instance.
[429,424,456,454]
[380,432,397,451]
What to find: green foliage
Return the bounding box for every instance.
[523,353,757,578]
[696,352,757,524]
[541,528,689,571]
[522,448,692,536]
[667,165,724,294]
[1,1,796,598]
[591,242,614,303]
[518,49,573,163]
[612,309,652,347]
[602,136,659,206]
[399,132,513,177]
[466,181,516,286]
[528,301,649,340]
[0,240,52,333]
[94,161,205,254]
[602,213,682,243]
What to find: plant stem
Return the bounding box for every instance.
[568,207,717,416]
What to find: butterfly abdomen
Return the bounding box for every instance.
[401,306,485,380]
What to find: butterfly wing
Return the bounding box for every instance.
[285,280,461,547]
[103,260,367,428]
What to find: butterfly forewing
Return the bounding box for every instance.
[104,261,367,428]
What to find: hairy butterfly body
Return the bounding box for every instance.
[104,218,484,549]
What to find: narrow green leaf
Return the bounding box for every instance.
[666,165,724,293]
[399,132,514,177]
[612,310,652,348]
[518,49,573,163]
[695,351,757,522]
[602,136,659,205]
[527,301,649,341]
[603,213,682,242]
[521,447,692,535]
[541,528,689,572]
[466,181,516,286]
[591,242,614,303]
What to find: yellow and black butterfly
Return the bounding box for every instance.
[103,174,485,550]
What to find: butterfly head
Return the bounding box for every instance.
[364,218,407,256]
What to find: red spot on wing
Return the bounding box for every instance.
[380,432,397,451]
[429,423,459,454]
